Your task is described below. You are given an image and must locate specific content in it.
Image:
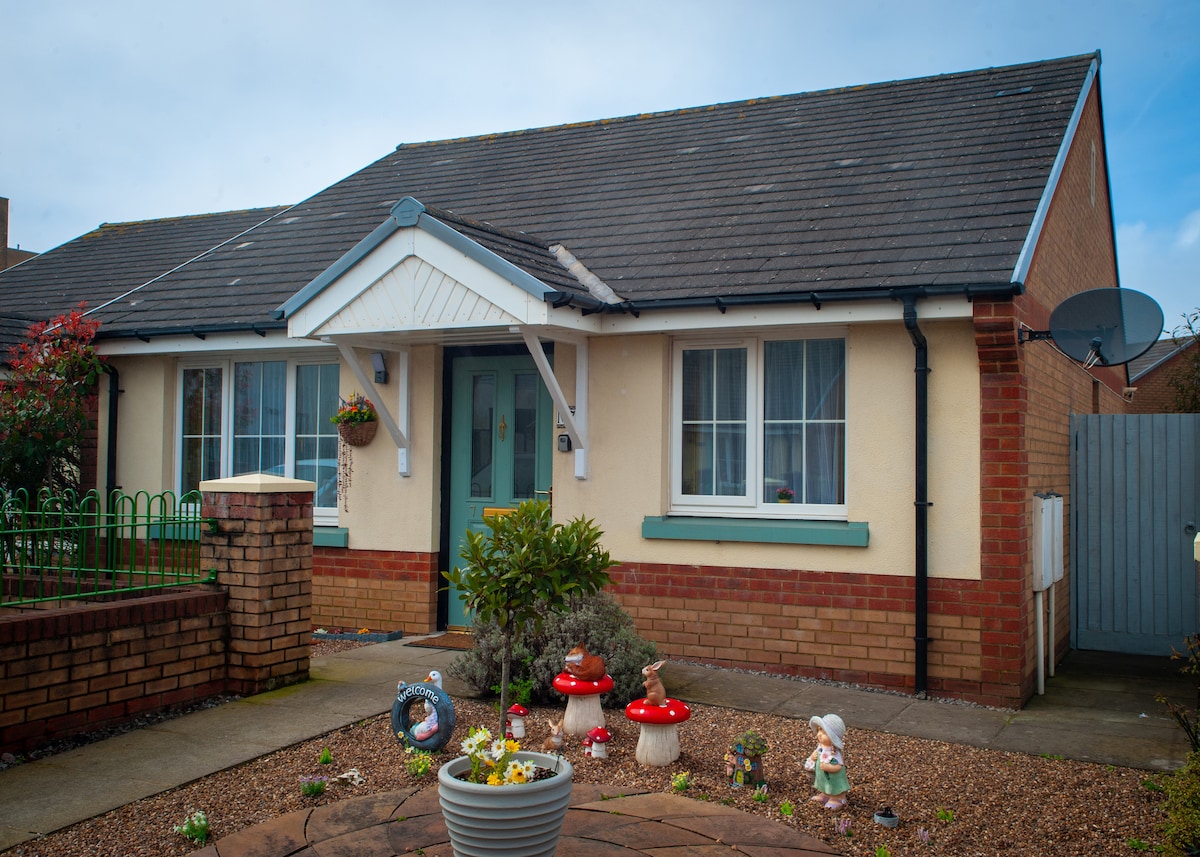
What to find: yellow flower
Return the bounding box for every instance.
[487,772,503,786]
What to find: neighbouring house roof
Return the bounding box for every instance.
[1129,337,1197,383]
[0,53,1101,342]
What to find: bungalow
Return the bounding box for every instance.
[0,52,1131,707]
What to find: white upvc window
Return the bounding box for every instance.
[179,357,340,523]
[671,335,846,519]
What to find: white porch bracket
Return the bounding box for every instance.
[335,342,411,476]
[517,326,589,480]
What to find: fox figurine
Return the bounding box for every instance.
[564,644,607,682]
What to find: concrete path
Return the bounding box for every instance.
[0,638,1191,852]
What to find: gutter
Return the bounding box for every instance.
[546,281,1022,316]
[903,296,931,699]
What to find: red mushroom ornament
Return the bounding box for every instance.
[624,697,691,766]
[553,671,614,736]
[505,703,530,739]
[585,726,613,759]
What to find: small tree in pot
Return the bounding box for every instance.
[445,499,616,736]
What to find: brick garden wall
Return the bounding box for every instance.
[0,589,228,754]
[0,479,314,755]
[312,548,439,633]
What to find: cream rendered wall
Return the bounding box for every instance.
[106,355,175,496]
[337,345,441,552]
[552,321,981,580]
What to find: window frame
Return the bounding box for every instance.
[177,354,340,526]
[670,332,847,521]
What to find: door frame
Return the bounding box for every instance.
[438,343,555,629]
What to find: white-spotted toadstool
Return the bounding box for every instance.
[552,671,614,736]
[505,703,529,739]
[625,697,691,766]
[585,726,612,759]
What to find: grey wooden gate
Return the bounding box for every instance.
[1071,414,1200,655]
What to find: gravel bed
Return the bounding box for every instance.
[2,642,1172,856]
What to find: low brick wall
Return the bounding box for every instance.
[609,561,1023,709]
[313,548,438,633]
[0,588,228,754]
[0,477,315,755]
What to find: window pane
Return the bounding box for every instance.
[681,425,714,495]
[714,424,746,495]
[763,423,803,502]
[806,423,845,504]
[764,341,805,420]
[295,363,339,508]
[715,349,747,420]
[182,367,222,493]
[470,375,495,499]
[680,347,747,497]
[681,350,713,421]
[512,373,537,500]
[233,361,286,475]
[806,340,845,420]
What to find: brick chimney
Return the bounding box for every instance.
[1,198,37,271]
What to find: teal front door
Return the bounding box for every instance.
[446,354,553,629]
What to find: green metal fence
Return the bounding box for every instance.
[0,489,215,608]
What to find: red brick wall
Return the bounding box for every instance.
[969,81,1129,702]
[313,548,439,634]
[1130,348,1196,413]
[610,563,1017,707]
[0,590,228,754]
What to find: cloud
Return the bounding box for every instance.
[1117,210,1200,333]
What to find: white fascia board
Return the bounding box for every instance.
[97,330,333,357]
[595,296,973,336]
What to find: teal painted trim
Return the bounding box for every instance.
[314,527,349,548]
[274,195,551,320]
[274,216,402,319]
[641,516,869,547]
[414,212,552,300]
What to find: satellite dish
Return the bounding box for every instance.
[1024,288,1163,368]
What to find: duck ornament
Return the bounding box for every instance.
[392,669,456,752]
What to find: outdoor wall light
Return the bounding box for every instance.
[370,351,388,384]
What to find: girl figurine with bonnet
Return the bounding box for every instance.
[804,713,849,810]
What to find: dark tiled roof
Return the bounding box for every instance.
[0,53,1098,338]
[0,207,293,333]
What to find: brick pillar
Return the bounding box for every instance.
[201,474,315,695]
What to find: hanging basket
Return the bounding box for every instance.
[337,421,378,447]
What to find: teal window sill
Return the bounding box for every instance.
[314,527,349,548]
[641,516,869,547]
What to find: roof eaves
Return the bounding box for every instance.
[1010,53,1100,286]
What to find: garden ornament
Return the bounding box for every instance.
[542,718,565,753]
[641,659,667,706]
[506,703,530,739]
[805,713,849,810]
[564,643,607,681]
[625,695,691,766]
[553,669,614,735]
[392,670,455,752]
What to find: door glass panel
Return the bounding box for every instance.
[512,373,538,499]
[181,367,222,493]
[470,374,495,499]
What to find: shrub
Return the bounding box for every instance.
[1162,751,1200,857]
[449,591,659,706]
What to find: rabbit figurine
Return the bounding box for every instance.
[642,660,666,706]
[542,718,564,752]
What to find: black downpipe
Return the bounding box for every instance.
[903,297,931,698]
[104,365,120,505]
[103,365,121,570]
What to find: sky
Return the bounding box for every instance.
[3,0,1197,334]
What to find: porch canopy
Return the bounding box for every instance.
[275,197,610,475]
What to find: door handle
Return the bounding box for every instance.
[498,414,507,442]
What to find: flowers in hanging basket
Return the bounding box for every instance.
[460,726,536,785]
[331,393,377,426]
[776,486,794,501]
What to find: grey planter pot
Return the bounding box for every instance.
[438,751,574,856]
